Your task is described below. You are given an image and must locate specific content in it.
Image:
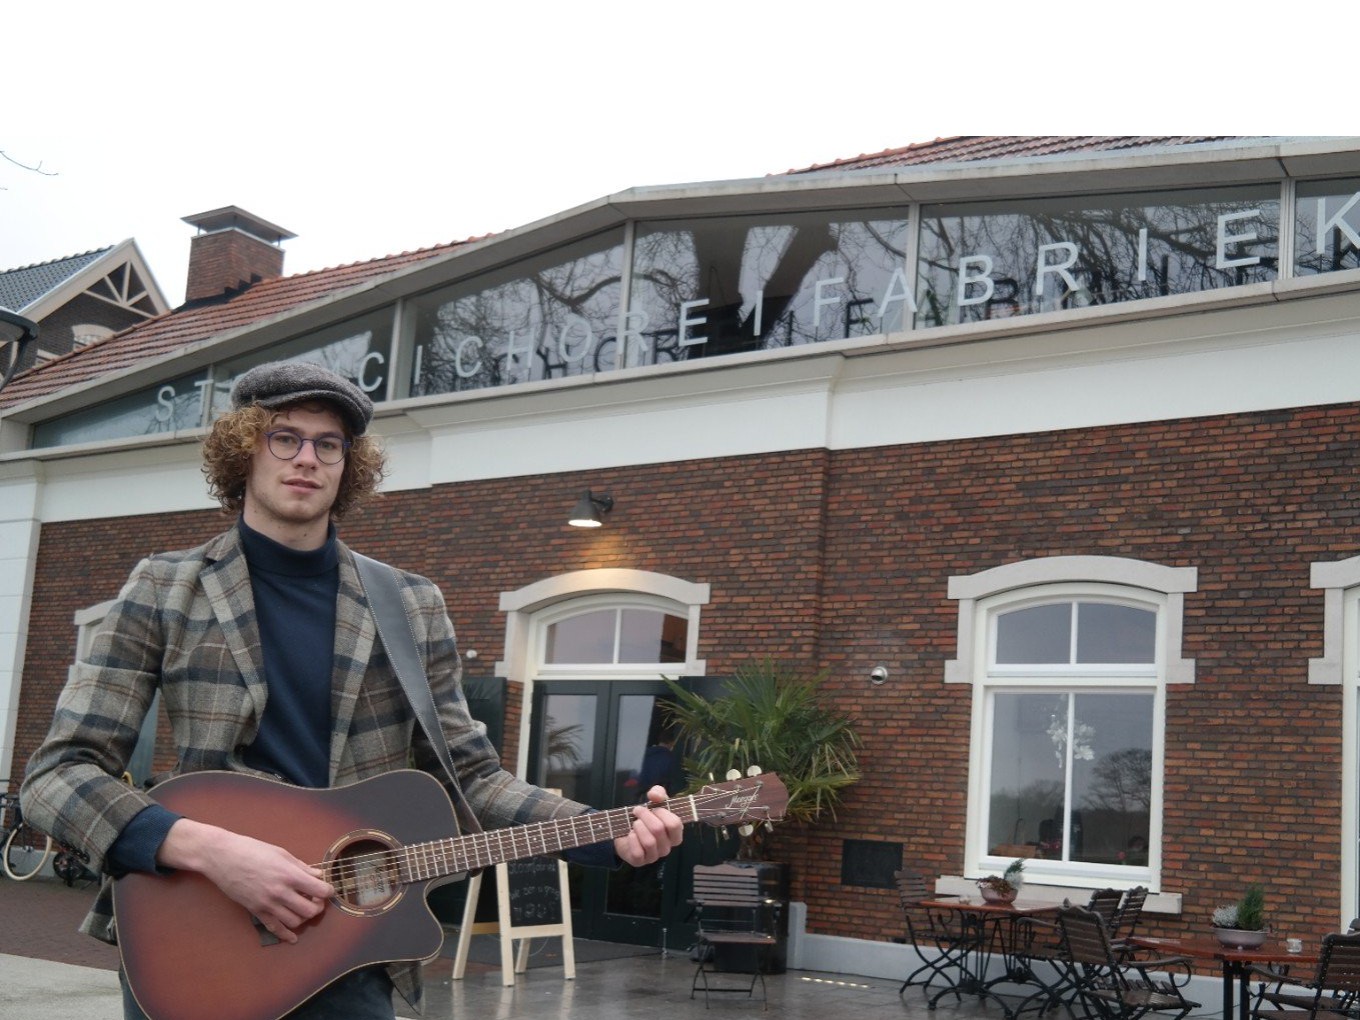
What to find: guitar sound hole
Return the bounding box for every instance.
[329,835,401,914]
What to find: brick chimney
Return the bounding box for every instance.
[182,206,295,303]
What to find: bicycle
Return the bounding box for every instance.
[1,784,53,881]
[51,842,99,887]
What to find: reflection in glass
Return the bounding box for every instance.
[1076,603,1155,664]
[33,370,210,448]
[630,210,909,363]
[988,691,1151,867]
[618,609,687,663]
[408,231,625,395]
[544,610,616,663]
[533,694,596,802]
[917,186,1279,327]
[544,608,689,665]
[996,601,1156,665]
[1295,178,1360,276]
[606,695,681,919]
[996,604,1071,664]
[213,309,395,421]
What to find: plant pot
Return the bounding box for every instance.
[979,886,1018,904]
[1213,926,1267,948]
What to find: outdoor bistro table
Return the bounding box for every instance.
[1127,935,1315,1020]
[918,898,1061,1020]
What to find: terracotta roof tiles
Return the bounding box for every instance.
[780,135,1245,174]
[2,242,463,411]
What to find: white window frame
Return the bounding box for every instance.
[946,556,1196,903]
[533,594,697,680]
[1309,555,1360,926]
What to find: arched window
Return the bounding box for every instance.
[538,597,691,673]
[497,569,709,778]
[948,557,1197,893]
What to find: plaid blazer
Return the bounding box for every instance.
[21,526,589,1011]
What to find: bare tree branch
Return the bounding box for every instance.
[1,150,59,189]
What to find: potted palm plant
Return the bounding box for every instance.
[663,659,861,972]
[663,658,862,861]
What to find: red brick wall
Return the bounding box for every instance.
[15,406,1360,946]
[184,231,285,302]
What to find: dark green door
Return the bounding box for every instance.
[527,680,700,948]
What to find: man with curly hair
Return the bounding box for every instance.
[21,362,684,1020]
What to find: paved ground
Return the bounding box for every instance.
[3,875,997,1020]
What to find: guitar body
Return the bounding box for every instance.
[114,770,460,1020]
[110,767,788,1020]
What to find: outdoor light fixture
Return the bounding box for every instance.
[568,490,614,528]
[0,309,39,395]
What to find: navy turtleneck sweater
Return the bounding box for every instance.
[237,518,338,789]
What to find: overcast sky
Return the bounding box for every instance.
[3,1,1343,307]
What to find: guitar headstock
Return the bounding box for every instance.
[678,772,788,827]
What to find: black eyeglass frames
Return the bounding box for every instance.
[263,430,350,464]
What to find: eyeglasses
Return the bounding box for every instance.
[263,430,350,465]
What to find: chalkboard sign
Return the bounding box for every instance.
[453,858,566,926]
[504,857,564,927]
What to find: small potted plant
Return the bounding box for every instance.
[1211,883,1267,947]
[977,858,1026,903]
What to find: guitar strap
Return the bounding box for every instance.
[352,551,484,836]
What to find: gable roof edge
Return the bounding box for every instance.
[19,239,171,324]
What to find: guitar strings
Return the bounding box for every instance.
[309,783,775,883]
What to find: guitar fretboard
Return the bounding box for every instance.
[395,795,701,883]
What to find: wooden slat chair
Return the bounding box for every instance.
[1056,904,1198,1020]
[1248,932,1360,1020]
[893,868,969,997]
[1013,891,1131,1018]
[689,863,782,1009]
[1110,887,1149,949]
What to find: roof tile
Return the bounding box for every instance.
[2,242,462,410]
[780,135,1246,174]
[0,247,114,312]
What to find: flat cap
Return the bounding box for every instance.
[230,361,373,435]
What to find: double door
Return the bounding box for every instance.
[527,679,705,947]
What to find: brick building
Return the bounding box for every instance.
[0,238,168,371]
[3,137,1360,978]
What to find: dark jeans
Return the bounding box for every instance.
[121,965,396,1020]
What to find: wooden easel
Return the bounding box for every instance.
[450,858,576,986]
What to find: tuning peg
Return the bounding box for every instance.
[739,824,754,837]
[725,769,741,781]
[745,765,763,777]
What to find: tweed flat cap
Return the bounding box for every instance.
[230,362,373,435]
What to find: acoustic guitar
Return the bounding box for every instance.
[113,768,787,1020]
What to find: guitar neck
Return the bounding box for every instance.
[397,795,700,884]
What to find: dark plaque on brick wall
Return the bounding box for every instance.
[840,839,902,889]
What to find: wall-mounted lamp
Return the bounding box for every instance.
[869,665,889,685]
[568,490,614,528]
[0,309,39,395]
